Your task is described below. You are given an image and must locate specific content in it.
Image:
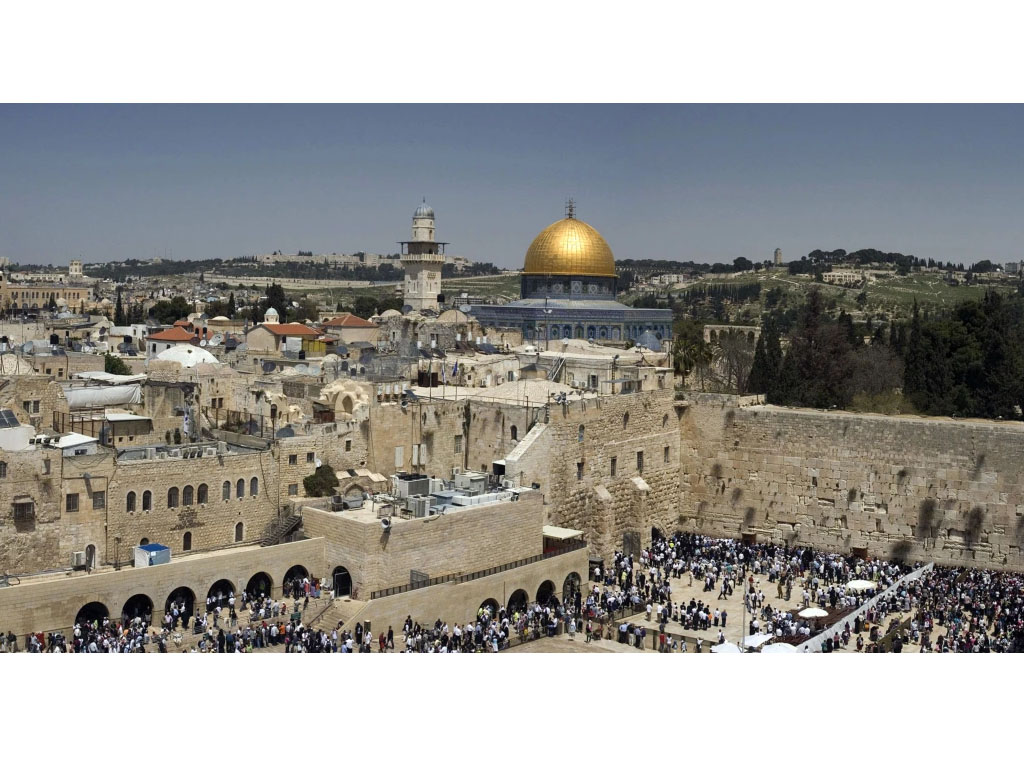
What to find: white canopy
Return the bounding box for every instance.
[845,579,877,592]
[742,632,774,648]
[75,370,147,384]
[711,642,742,654]
[63,384,142,408]
[542,525,584,540]
[798,607,829,619]
[760,643,797,654]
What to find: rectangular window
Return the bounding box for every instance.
[12,501,34,520]
[637,451,644,473]
[454,434,462,453]
[43,459,51,475]
[345,440,352,452]
[66,493,79,513]
[288,454,297,465]
[576,461,584,480]
[664,446,670,464]
[394,446,404,468]
[610,457,617,477]
[32,400,40,414]
[288,484,298,496]
[306,452,315,463]
[92,491,105,510]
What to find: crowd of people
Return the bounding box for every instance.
[9,539,1024,653]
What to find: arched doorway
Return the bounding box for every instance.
[562,572,582,605]
[332,566,352,597]
[536,580,557,606]
[246,572,273,598]
[479,598,500,619]
[283,565,309,596]
[651,526,664,542]
[207,579,235,607]
[165,586,196,618]
[85,544,97,570]
[121,594,154,623]
[507,589,529,614]
[75,601,109,627]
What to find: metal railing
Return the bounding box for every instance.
[370,539,587,600]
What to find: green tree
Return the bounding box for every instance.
[114,287,126,326]
[103,352,132,376]
[227,292,236,317]
[149,296,192,325]
[747,316,783,396]
[260,283,288,320]
[303,463,338,497]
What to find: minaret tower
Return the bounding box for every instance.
[399,199,448,312]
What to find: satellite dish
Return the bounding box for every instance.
[459,305,471,313]
[199,340,208,347]
[315,458,322,468]
[210,334,223,346]
[380,517,392,531]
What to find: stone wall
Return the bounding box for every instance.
[681,395,1024,569]
[301,490,544,596]
[497,389,682,560]
[0,447,62,573]
[331,547,588,634]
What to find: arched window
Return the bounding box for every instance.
[510,425,518,441]
[623,412,630,429]
[222,481,231,501]
[182,485,194,506]
[167,487,179,508]
[182,532,192,551]
[197,483,208,504]
[140,537,149,546]
[250,477,258,497]
[236,479,245,499]
[142,491,152,511]
[126,491,136,512]
[235,522,244,542]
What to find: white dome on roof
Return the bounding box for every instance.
[379,309,402,318]
[155,345,219,368]
[210,315,230,322]
[263,307,279,323]
[414,200,434,219]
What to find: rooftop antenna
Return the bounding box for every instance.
[565,197,576,219]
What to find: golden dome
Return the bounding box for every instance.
[522,216,616,277]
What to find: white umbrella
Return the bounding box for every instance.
[760,642,797,654]
[711,641,743,653]
[798,607,828,619]
[845,579,877,592]
[742,632,774,648]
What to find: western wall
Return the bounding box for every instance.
[681,393,1024,570]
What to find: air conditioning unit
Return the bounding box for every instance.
[203,447,217,457]
[71,551,86,568]
[407,495,431,518]
[167,448,181,458]
[145,447,157,460]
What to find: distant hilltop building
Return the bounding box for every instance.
[399,199,447,312]
[774,248,782,266]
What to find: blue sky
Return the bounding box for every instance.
[2,104,1022,268]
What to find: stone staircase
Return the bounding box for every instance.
[261,514,302,547]
[311,597,368,631]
